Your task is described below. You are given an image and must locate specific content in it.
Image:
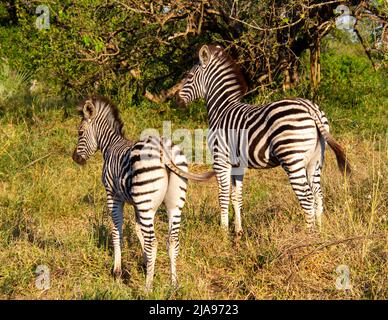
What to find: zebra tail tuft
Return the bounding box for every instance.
[325,132,352,176]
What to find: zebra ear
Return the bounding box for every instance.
[83,100,96,120]
[199,45,210,67]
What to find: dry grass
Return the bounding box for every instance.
[0,106,386,300]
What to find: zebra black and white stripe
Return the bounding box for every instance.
[72,96,214,291]
[177,44,351,233]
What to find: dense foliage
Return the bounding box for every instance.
[0,0,386,102]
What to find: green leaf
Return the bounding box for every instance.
[82,35,91,46]
[94,40,104,53]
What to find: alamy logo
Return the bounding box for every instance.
[35,5,50,30]
[35,265,50,290]
[335,264,352,290]
[334,5,356,30]
[139,121,249,173]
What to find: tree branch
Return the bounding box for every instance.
[143,80,184,103]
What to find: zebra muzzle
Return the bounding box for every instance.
[175,93,186,108]
[72,150,86,165]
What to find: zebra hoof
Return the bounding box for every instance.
[234,230,243,243]
[171,279,179,290]
[141,259,147,270]
[306,224,318,235]
[220,224,229,232]
[144,282,153,294]
[233,230,243,247]
[113,268,122,280]
[235,229,244,237]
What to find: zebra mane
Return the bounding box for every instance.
[204,45,248,98]
[77,95,124,135]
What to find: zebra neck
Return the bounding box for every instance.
[98,130,124,157]
[205,87,241,123]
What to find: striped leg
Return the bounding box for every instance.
[107,193,124,279]
[231,174,244,235]
[166,208,181,287]
[134,209,146,267]
[286,167,316,229]
[164,160,186,287]
[307,137,325,229]
[308,162,323,228]
[140,210,157,292]
[214,166,232,231]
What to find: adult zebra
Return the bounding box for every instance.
[72,96,214,291]
[177,44,351,234]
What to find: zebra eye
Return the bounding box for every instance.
[78,130,84,137]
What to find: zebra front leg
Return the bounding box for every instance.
[231,173,244,236]
[107,194,124,279]
[215,166,232,231]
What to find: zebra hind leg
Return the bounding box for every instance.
[307,161,323,229]
[134,209,147,268]
[307,136,325,229]
[215,167,232,231]
[164,165,186,288]
[139,209,158,292]
[285,166,316,229]
[166,207,181,288]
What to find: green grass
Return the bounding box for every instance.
[0,97,386,300]
[0,48,387,299]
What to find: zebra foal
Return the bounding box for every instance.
[177,44,351,233]
[72,96,214,291]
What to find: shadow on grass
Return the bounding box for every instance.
[0,92,80,124]
[89,210,146,288]
[92,219,112,252]
[4,210,65,250]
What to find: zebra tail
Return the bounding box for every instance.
[313,117,352,175]
[159,138,215,182]
[165,161,216,182]
[325,132,352,175]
